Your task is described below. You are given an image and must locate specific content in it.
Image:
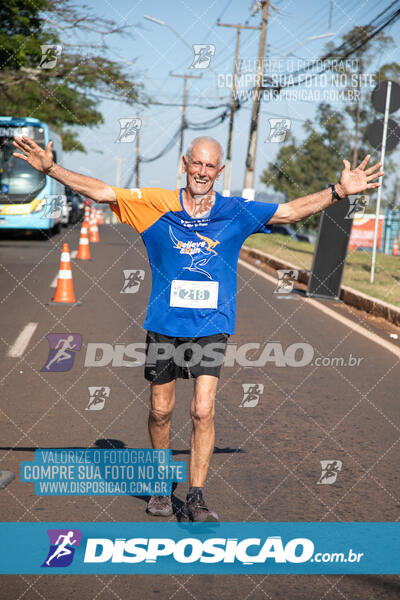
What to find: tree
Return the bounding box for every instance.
[0,0,144,152]
[337,25,395,168]
[261,24,399,228]
[261,103,351,230]
[388,175,400,210]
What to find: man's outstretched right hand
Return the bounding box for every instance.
[13,136,55,174]
[12,135,116,204]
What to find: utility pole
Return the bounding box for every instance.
[170,73,202,189]
[135,124,140,188]
[218,21,261,196]
[351,57,363,169]
[115,156,124,187]
[242,0,270,200]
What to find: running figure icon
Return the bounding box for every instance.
[45,531,77,566]
[44,335,77,371]
[120,269,145,293]
[86,386,110,410]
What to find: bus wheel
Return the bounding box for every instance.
[52,222,61,235]
[35,230,50,241]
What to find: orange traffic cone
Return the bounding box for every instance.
[89,214,100,243]
[76,221,91,260]
[51,244,78,304]
[84,206,90,221]
[392,238,399,256]
[96,208,104,225]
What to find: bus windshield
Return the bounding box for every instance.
[0,127,46,204]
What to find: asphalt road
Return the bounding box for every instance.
[0,223,399,599]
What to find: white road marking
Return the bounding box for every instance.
[238,258,400,359]
[71,250,78,259]
[7,322,38,357]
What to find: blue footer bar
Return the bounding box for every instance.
[0,522,398,574]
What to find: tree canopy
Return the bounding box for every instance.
[261,104,351,230]
[0,0,144,152]
[261,25,399,228]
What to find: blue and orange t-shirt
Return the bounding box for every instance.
[110,187,278,337]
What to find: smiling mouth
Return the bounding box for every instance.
[194,178,208,184]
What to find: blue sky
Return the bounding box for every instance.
[63,0,400,194]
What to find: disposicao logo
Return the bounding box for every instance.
[41,333,82,372]
[42,529,82,567]
[83,536,314,564]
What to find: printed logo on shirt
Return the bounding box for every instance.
[169,226,220,280]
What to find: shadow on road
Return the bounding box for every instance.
[0,441,244,455]
[0,229,52,241]
[1,440,243,519]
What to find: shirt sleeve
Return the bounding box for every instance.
[110,187,180,234]
[235,197,279,238]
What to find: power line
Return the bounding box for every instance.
[147,100,230,109]
[124,126,181,186]
[272,3,333,55]
[261,2,400,91]
[186,110,230,130]
[170,72,203,187]
[216,0,234,23]
[124,109,231,186]
[125,0,400,186]
[243,0,270,200]
[217,20,261,195]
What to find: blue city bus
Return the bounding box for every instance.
[0,117,65,234]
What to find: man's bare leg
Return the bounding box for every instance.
[189,374,218,487]
[148,380,176,449]
[146,380,176,516]
[182,374,219,521]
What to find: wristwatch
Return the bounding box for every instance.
[328,183,346,201]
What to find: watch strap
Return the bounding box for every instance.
[328,183,344,201]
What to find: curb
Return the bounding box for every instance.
[241,245,400,328]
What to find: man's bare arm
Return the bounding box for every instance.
[269,185,345,224]
[269,155,383,225]
[44,163,116,204]
[12,136,116,204]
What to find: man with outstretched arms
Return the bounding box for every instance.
[13,134,383,521]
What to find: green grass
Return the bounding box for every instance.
[245,233,400,307]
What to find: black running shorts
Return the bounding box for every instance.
[144,330,230,384]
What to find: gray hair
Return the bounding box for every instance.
[186,136,225,167]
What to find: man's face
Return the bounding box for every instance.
[182,142,224,196]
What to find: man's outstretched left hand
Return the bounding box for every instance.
[337,155,384,197]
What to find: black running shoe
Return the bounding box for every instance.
[146,495,173,517]
[146,482,178,517]
[181,489,219,522]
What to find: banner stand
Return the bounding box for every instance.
[306,198,353,300]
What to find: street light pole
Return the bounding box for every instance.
[170,73,202,189]
[144,15,204,189]
[115,156,124,188]
[283,32,335,57]
[217,22,261,196]
[143,15,193,53]
[135,125,140,188]
[242,23,334,200]
[242,0,270,201]
[370,81,392,284]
